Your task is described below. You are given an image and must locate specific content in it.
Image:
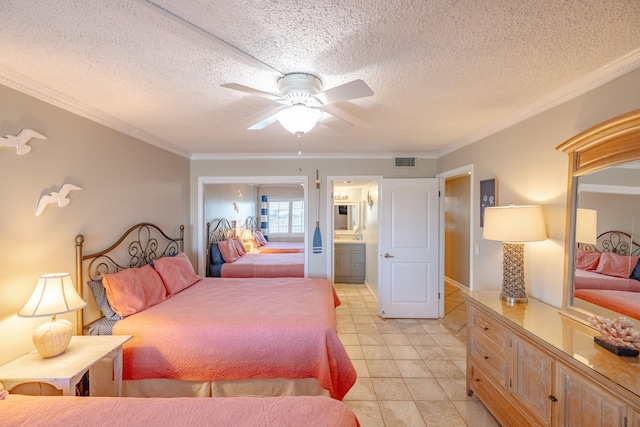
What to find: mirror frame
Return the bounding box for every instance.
[557,108,640,324]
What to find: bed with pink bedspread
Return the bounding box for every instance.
[77,223,355,399]
[113,277,354,399]
[2,393,360,427]
[573,231,640,319]
[206,219,304,277]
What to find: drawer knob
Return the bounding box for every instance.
[484,356,489,360]
[483,327,489,331]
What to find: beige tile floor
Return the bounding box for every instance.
[335,282,499,427]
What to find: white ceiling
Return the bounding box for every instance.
[1,1,639,159]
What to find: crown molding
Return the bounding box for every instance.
[0,66,191,159]
[436,48,640,158]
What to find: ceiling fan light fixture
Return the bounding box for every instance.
[276,105,322,136]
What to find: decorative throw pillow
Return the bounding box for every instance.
[210,242,225,265]
[254,231,267,247]
[631,258,640,281]
[153,252,201,296]
[218,239,241,263]
[595,252,639,279]
[88,279,122,321]
[102,264,167,318]
[575,248,601,271]
[232,238,247,256]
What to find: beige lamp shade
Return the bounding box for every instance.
[483,205,547,243]
[482,205,547,305]
[576,208,598,245]
[18,273,86,358]
[241,228,253,241]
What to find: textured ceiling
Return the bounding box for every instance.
[1,0,639,159]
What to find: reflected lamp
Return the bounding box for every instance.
[483,205,547,304]
[18,273,86,358]
[576,208,598,245]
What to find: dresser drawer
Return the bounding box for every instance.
[351,263,365,276]
[351,249,365,263]
[468,305,509,353]
[469,334,509,387]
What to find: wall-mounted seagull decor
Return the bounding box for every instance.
[36,183,82,216]
[1,129,47,155]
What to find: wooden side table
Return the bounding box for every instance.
[0,335,131,396]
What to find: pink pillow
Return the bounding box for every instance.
[254,231,267,247]
[102,265,167,318]
[595,252,639,278]
[575,248,601,271]
[218,240,241,263]
[232,238,246,256]
[153,252,200,296]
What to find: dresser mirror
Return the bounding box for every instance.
[557,109,640,325]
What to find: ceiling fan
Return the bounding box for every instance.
[221,73,374,137]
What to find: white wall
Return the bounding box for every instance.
[437,67,640,308]
[0,85,189,365]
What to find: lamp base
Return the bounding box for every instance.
[500,292,528,305]
[501,242,528,304]
[33,317,73,358]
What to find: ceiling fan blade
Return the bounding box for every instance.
[248,113,279,130]
[315,79,374,105]
[318,111,353,132]
[221,83,287,103]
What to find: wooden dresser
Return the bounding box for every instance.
[463,291,640,427]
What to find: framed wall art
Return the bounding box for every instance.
[480,178,497,227]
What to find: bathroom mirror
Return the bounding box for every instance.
[557,109,640,324]
[334,203,360,231]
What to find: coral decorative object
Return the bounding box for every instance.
[588,315,640,357]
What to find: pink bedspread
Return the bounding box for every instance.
[2,394,360,427]
[258,241,305,254]
[112,277,355,400]
[222,252,304,277]
[574,269,640,292]
[575,289,640,319]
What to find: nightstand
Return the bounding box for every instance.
[0,335,131,396]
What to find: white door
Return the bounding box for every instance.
[379,178,439,318]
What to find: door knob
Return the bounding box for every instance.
[384,253,394,258]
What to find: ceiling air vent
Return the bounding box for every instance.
[394,157,416,167]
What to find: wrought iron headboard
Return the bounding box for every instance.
[579,230,640,256]
[206,218,235,245]
[245,216,259,232]
[75,223,184,334]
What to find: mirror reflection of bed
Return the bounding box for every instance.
[558,109,640,327]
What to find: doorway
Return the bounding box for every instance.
[327,176,381,299]
[438,165,473,329]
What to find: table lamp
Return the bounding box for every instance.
[483,205,547,304]
[241,228,254,251]
[18,272,86,358]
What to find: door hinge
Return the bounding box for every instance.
[438,292,441,299]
